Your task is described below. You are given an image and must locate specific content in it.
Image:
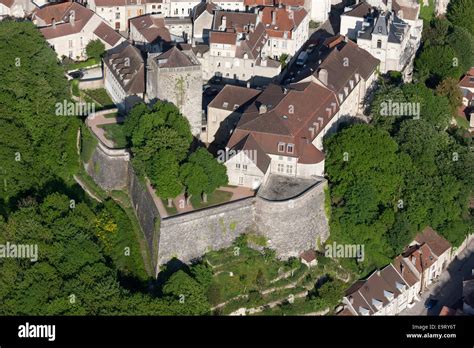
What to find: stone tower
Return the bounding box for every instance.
[146,46,202,136]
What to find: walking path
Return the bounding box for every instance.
[86,109,122,148]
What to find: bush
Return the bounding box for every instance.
[207,283,222,306]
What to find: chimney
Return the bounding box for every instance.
[221,16,227,30]
[259,104,267,114]
[52,18,56,29]
[271,10,276,26]
[246,81,251,88]
[318,68,328,86]
[69,10,75,26]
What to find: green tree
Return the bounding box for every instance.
[448,26,474,73]
[186,148,228,202]
[151,149,182,206]
[0,21,78,203]
[415,44,463,84]
[85,39,105,60]
[180,162,208,205]
[436,77,463,113]
[447,0,474,35]
[162,270,210,315]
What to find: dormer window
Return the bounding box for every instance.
[287,144,294,154]
[372,298,383,309]
[383,290,394,301]
[223,102,228,108]
[233,104,239,110]
[278,142,285,152]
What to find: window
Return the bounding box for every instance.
[278,156,283,160]
[174,8,178,14]
[235,163,240,169]
[287,144,294,154]
[242,164,247,171]
[377,39,382,48]
[238,177,244,185]
[152,5,155,9]
[115,12,120,19]
[286,165,293,174]
[278,142,285,152]
[68,40,73,48]
[277,164,284,173]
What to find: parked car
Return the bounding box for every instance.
[306,43,317,54]
[204,86,219,96]
[424,298,438,309]
[296,51,308,66]
[68,70,83,79]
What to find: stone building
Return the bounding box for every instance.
[146,46,202,136]
[103,41,146,110]
[33,2,125,60]
[129,14,172,52]
[219,35,379,188]
[342,227,452,316]
[0,0,35,19]
[340,0,422,82]
[206,84,261,145]
[192,1,218,43]
[259,5,309,59]
[206,10,281,84]
[224,82,340,188]
[164,16,193,41]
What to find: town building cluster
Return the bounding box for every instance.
[339,227,453,316]
[0,0,430,189]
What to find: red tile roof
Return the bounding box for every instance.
[155,46,197,68]
[209,85,261,111]
[392,255,419,287]
[38,3,95,39]
[244,0,304,6]
[94,22,123,46]
[34,1,76,25]
[260,6,307,39]
[0,0,15,8]
[415,227,451,257]
[212,11,258,33]
[226,82,338,164]
[130,15,171,43]
[210,31,237,45]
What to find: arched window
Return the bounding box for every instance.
[377,39,382,48]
